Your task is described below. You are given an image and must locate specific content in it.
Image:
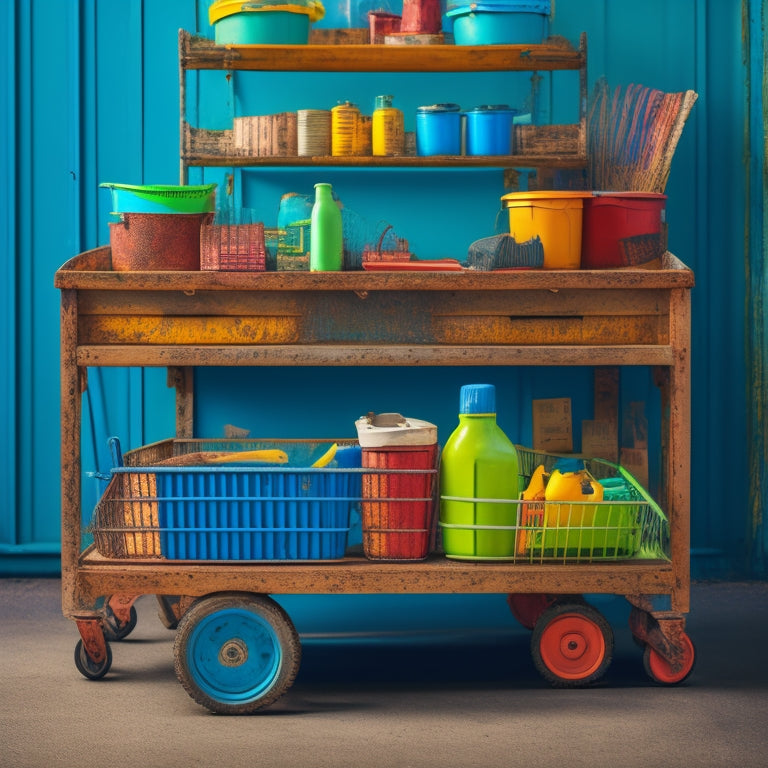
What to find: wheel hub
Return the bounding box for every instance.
[218,637,248,667]
[561,632,587,659]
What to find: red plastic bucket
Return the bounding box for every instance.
[361,444,438,561]
[581,192,666,268]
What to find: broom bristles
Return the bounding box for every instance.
[588,78,698,192]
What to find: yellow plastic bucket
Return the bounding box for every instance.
[501,191,593,269]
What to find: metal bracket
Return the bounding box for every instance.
[106,594,139,627]
[628,606,688,674]
[75,618,108,664]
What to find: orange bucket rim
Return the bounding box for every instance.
[501,190,593,203]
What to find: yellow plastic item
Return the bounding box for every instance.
[501,191,593,269]
[522,464,547,500]
[209,0,325,24]
[518,463,547,555]
[544,468,604,526]
[311,442,338,468]
[208,448,289,464]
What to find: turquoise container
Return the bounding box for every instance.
[445,1,550,45]
[416,104,462,156]
[439,384,521,560]
[210,0,325,45]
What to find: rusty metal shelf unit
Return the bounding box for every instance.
[55,27,694,706]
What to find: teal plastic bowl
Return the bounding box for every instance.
[210,0,324,45]
[446,2,550,45]
[214,11,309,44]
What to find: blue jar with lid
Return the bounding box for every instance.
[465,104,519,156]
[416,103,462,156]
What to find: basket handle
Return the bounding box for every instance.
[108,436,124,468]
[376,224,394,255]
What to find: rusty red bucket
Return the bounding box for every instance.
[109,212,211,271]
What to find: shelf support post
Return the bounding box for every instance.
[167,366,194,438]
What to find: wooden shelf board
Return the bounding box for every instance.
[180,31,585,73]
[74,550,676,602]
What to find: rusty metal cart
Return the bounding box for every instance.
[56,249,695,713]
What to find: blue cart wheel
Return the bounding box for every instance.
[173,593,301,715]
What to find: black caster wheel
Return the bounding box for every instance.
[74,639,112,680]
[101,603,138,641]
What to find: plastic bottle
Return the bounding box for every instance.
[439,384,521,559]
[309,182,343,271]
[372,95,404,157]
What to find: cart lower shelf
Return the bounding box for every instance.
[69,549,695,712]
[72,546,677,602]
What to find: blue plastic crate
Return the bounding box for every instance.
[94,439,362,561]
[153,466,355,560]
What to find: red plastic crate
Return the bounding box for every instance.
[200,222,266,271]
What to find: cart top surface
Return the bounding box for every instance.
[54,247,695,292]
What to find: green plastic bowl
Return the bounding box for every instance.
[100,183,217,214]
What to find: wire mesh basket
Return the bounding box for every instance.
[439,446,669,563]
[466,233,545,270]
[200,208,266,271]
[361,224,411,265]
[92,470,162,558]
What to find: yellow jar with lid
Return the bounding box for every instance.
[372,95,404,157]
[331,101,360,157]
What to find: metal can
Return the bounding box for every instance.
[297,109,332,157]
[331,101,360,157]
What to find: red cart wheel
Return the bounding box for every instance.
[531,602,613,687]
[643,632,696,685]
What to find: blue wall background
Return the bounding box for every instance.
[1,0,765,596]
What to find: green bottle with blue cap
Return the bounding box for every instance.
[439,383,521,559]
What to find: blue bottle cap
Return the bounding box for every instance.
[459,384,496,414]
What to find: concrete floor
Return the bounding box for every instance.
[1,579,767,768]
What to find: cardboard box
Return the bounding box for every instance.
[532,398,573,453]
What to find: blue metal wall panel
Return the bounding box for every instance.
[0,0,763,578]
[0,1,19,561]
[746,0,767,576]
